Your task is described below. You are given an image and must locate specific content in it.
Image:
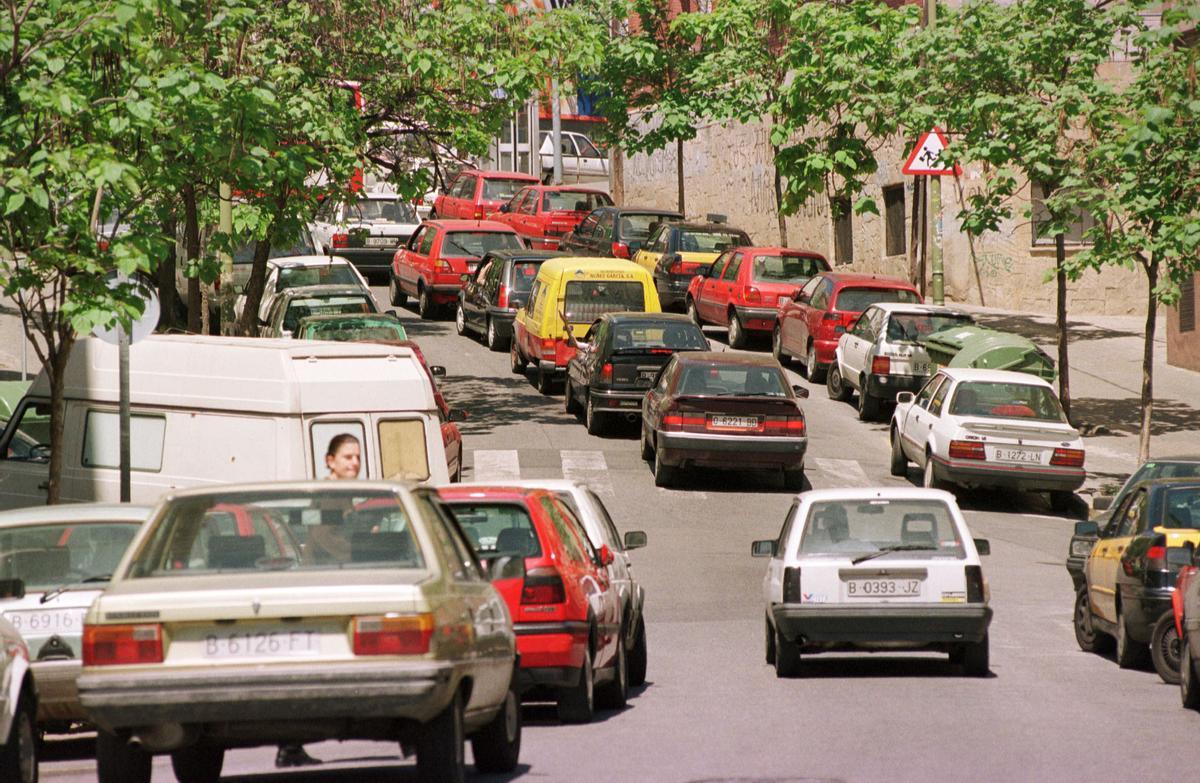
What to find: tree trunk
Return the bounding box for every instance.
[908,177,923,292]
[1139,257,1158,463]
[611,145,624,206]
[157,210,177,331]
[772,144,788,247]
[1055,232,1071,423]
[237,237,273,336]
[45,335,75,505]
[183,184,202,333]
[676,137,685,215]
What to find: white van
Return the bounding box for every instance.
[0,335,449,510]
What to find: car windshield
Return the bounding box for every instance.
[563,280,646,322]
[443,231,525,257]
[611,322,708,353]
[1163,487,1200,529]
[834,287,921,312]
[511,261,542,292]
[481,178,530,202]
[301,316,407,342]
[127,489,424,577]
[283,295,374,332]
[620,213,674,240]
[542,191,611,212]
[678,229,748,254]
[232,231,316,264]
[277,265,361,291]
[948,381,1067,422]
[0,522,141,591]
[888,312,975,343]
[751,254,826,283]
[799,499,964,557]
[444,502,542,558]
[354,198,417,224]
[676,365,788,397]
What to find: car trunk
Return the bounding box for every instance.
[798,557,968,606]
[676,251,720,276]
[668,395,804,436]
[609,351,676,390]
[543,210,587,239]
[740,280,800,309]
[347,223,415,250]
[956,419,1081,466]
[442,254,483,276]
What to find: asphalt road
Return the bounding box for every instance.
[39,289,1200,782]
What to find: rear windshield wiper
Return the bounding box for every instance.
[851,545,937,565]
[40,574,112,604]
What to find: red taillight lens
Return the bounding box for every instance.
[600,362,613,383]
[611,242,630,259]
[436,258,453,271]
[744,287,761,304]
[541,338,557,359]
[763,416,806,435]
[965,566,986,603]
[522,566,566,604]
[669,260,685,274]
[497,283,509,309]
[331,232,349,249]
[473,208,484,220]
[783,566,802,603]
[353,614,434,656]
[1051,448,1085,468]
[871,356,891,375]
[1145,545,1167,571]
[83,624,164,666]
[949,440,986,460]
[662,413,683,431]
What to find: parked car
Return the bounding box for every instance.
[0,612,38,783]
[233,255,370,325]
[538,131,609,184]
[0,504,147,734]
[631,218,753,312]
[490,185,613,250]
[390,220,526,319]
[1179,544,1200,709]
[310,192,421,281]
[455,250,562,352]
[432,169,540,220]
[685,247,830,348]
[774,272,923,383]
[439,486,625,723]
[295,312,407,342]
[640,351,809,489]
[564,313,709,434]
[1072,479,1200,681]
[890,368,1085,511]
[259,284,378,338]
[78,482,521,783]
[752,488,993,677]
[827,303,975,421]
[559,206,682,260]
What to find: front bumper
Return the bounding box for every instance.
[657,431,806,470]
[864,373,926,400]
[772,603,993,646]
[733,306,778,333]
[33,659,86,722]
[931,455,1085,492]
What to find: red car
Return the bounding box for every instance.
[439,486,626,723]
[489,185,614,250]
[433,169,540,220]
[389,219,525,318]
[773,272,922,383]
[685,246,830,349]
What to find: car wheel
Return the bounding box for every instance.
[889,427,908,478]
[727,311,747,349]
[640,426,654,462]
[686,298,700,325]
[454,302,467,336]
[772,325,790,364]
[1074,587,1112,653]
[1151,611,1183,685]
[826,363,852,402]
[470,678,521,774]
[535,366,555,395]
[388,274,406,307]
[416,690,465,783]
[805,343,826,384]
[510,341,527,375]
[1116,603,1150,669]
[96,730,151,783]
[595,630,628,710]
[628,616,648,687]
[557,645,595,724]
[417,286,436,320]
[0,694,37,783]
[961,634,990,677]
[782,466,806,492]
[653,443,675,488]
[922,453,945,491]
[1181,635,1200,709]
[585,396,605,435]
[857,385,881,421]
[485,317,507,352]
[773,625,800,678]
[170,745,225,783]
[1049,490,1076,514]
[765,616,776,665]
[564,378,582,416]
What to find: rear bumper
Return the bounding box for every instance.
[514,621,588,672]
[33,659,85,722]
[654,275,692,311]
[428,282,468,302]
[813,338,839,366]
[733,306,778,332]
[772,603,993,645]
[1122,589,1173,643]
[864,373,927,400]
[657,431,806,469]
[333,247,403,276]
[931,455,1085,492]
[589,387,647,412]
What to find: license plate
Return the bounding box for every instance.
[990,447,1043,464]
[638,370,658,382]
[845,579,922,598]
[709,415,759,430]
[2,607,86,634]
[202,629,322,659]
[912,362,931,375]
[365,237,395,247]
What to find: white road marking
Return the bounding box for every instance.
[812,458,873,487]
[471,449,520,482]
[561,450,615,496]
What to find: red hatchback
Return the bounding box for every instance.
[685,246,830,349]
[439,486,626,724]
[389,220,526,318]
[433,169,541,221]
[489,185,614,250]
[773,272,921,383]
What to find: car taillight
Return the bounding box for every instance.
[611,242,630,259]
[353,614,434,656]
[744,287,761,304]
[1051,448,1085,468]
[949,440,986,460]
[83,624,164,666]
[669,259,685,274]
[522,566,566,604]
[783,566,802,603]
[662,413,683,431]
[1145,545,1167,571]
[473,208,484,220]
[541,338,557,360]
[437,258,453,271]
[763,416,806,435]
[498,283,509,308]
[871,355,891,375]
[965,566,986,603]
[331,232,349,249]
[599,362,613,383]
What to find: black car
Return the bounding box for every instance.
[1066,455,1200,592]
[642,219,753,312]
[558,206,682,259]
[563,313,708,435]
[455,249,562,351]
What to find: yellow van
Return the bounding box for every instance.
[511,257,661,393]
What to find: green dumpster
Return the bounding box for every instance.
[0,380,30,422]
[921,326,1056,381]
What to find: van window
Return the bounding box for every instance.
[531,280,546,322]
[1,399,52,461]
[564,280,646,322]
[311,421,367,477]
[81,411,166,472]
[378,419,430,481]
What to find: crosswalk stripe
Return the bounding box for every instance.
[471,449,520,482]
[560,450,615,496]
[812,457,873,487]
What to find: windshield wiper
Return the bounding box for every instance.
[851,545,937,565]
[40,574,112,604]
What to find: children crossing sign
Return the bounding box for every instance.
[902,127,962,176]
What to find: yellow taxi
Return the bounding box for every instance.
[511,257,661,394]
[630,215,751,312]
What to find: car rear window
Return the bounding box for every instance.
[751,254,827,283]
[302,317,407,342]
[678,229,748,254]
[354,198,417,224]
[886,312,975,342]
[512,261,542,293]
[0,522,141,592]
[543,191,612,212]
[284,295,374,332]
[1162,488,1200,529]
[564,280,646,322]
[676,365,788,397]
[612,322,708,352]
[443,231,525,257]
[948,381,1067,422]
[481,178,531,202]
[620,213,674,240]
[834,287,921,312]
[232,231,316,264]
[799,499,963,558]
[278,265,361,291]
[444,502,542,558]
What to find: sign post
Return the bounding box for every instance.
[903,127,960,306]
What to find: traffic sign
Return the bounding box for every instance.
[92,273,160,345]
[902,127,961,176]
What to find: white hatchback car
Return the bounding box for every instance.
[233,255,370,325]
[753,488,992,677]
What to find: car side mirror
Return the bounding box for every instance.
[487,555,525,582]
[597,545,615,567]
[0,578,25,599]
[623,530,647,550]
[751,540,777,558]
[1092,495,1113,512]
[791,385,810,399]
[447,408,468,423]
[1074,521,1100,537]
[29,444,51,463]
[973,538,991,556]
[281,329,293,339]
[429,365,447,377]
[896,391,915,405]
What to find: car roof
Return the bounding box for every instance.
[733,246,827,258]
[439,486,548,502]
[158,481,419,503]
[458,479,587,494]
[603,207,683,218]
[0,503,152,528]
[297,312,400,324]
[427,219,517,232]
[270,255,354,269]
[866,302,971,316]
[819,272,918,288]
[482,249,564,262]
[795,487,961,505]
[537,257,651,277]
[463,169,540,181]
[282,284,372,298]
[600,312,699,325]
[936,367,1055,387]
[668,221,750,233]
[521,185,609,194]
[1129,477,1200,492]
[672,351,783,368]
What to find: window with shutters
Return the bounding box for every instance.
[883,185,906,257]
[833,197,853,265]
[1030,181,1096,246]
[1181,274,1196,333]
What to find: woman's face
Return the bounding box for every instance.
[326,441,361,480]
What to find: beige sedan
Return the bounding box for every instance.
[78,481,519,783]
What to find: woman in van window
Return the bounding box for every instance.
[325,433,361,480]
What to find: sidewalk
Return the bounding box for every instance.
[955,302,1200,496]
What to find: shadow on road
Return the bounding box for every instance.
[224,762,534,782]
[1071,396,1200,438]
[973,313,1140,344]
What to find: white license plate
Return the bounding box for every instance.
[201,629,322,659]
[845,579,922,598]
[365,237,395,247]
[709,415,758,430]
[990,447,1043,465]
[912,362,931,375]
[638,370,658,382]
[2,607,86,634]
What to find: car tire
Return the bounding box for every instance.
[415,690,465,783]
[96,730,151,783]
[1115,603,1149,669]
[585,396,605,435]
[470,678,521,774]
[686,298,701,325]
[773,625,800,678]
[640,427,654,462]
[510,341,527,375]
[782,467,806,492]
[0,693,37,783]
[826,363,852,402]
[388,274,406,307]
[535,366,555,395]
[653,443,675,488]
[1049,490,1076,515]
[804,343,826,384]
[564,378,582,416]
[961,634,990,677]
[557,645,595,724]
[922,453,946,491]
[595,631,628,710]
[417,286,436,320]
[1151,611,1183,685]
[1181,635,1200,709]
[857,386,881,421]
[486,317,507,352]
[628,616,648,687]
[727,311,747,349]
[889,427,908,478]
[1074,586,1112,653]
[772,325,790,364]
[765,616,776,665]
[170,745,225,783]
[454,302,467,336]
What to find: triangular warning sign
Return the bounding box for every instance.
[902,127,962,176]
